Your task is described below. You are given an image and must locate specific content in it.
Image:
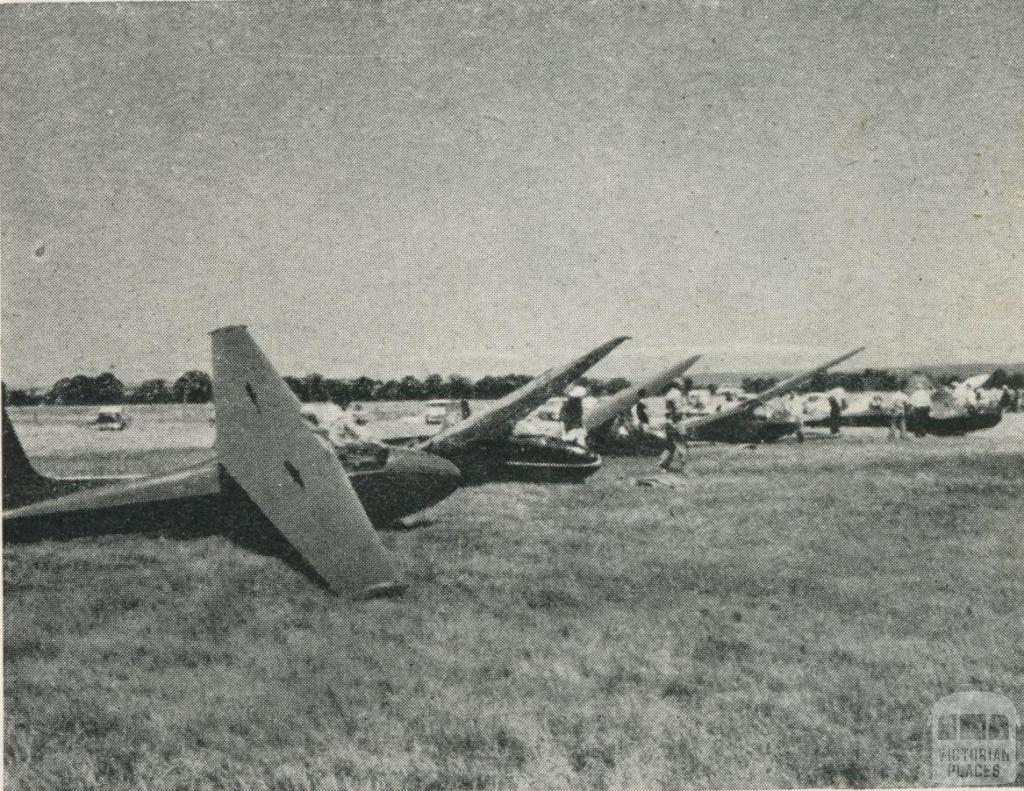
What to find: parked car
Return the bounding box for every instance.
[424,399,456,425]
[94,407,131,431]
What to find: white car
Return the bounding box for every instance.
[94,407,131,431]
[424,399,456,425]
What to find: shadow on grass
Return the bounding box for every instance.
[2,476,336,594]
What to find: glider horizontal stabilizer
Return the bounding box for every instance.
[211,326,402,598]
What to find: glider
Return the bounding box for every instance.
[417,336,630,482]
[901,372,1003,437]
[584,353,702,453]
[3,326,461,598]
[675,346,867,444]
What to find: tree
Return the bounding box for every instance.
[423,374,446,399]
[283,376,305,399]
[48,375,83,405]
[742,377,776,394]
[303,374,329,402]
[43,373,125,405]
[860,368,899,392]
[132,379,173,404]
[473,374,531,399]
[173,370,213,403]
[447,374,474,400]
[374,380,403,401]
[396,376,426,400]
[92,372,125,404]
[348,376,380,402]
[325,378,353,408]
[4,386,43,406]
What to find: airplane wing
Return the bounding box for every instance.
[421,336,630,455]
[678,346,867,435]
[211,326,402,598]
[584,354,701,433]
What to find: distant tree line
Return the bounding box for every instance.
[5,366,1021,408]
[4,371,214,406]
[281,372,632,404]
[3,370,632,407]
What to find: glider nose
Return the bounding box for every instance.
[390,447,462,509]
[420,451,462,501]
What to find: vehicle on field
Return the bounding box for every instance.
[94,407,131,431]
[424,399,456,425]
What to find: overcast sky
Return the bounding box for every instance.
[2,1,1021,387]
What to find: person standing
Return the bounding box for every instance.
[887,392,908,441]
[561,386,587,446]
[664,380,684,415]
[828,394,842,436]
[632,389,650,432]
[907,385,932,436]
[460,399,472,420]
[785,392,805,443]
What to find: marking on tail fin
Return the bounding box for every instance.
[283,461,305,489]
[245,383,261,412]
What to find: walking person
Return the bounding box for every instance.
[658,399,688,472]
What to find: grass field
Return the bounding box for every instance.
[4,411,1023,790]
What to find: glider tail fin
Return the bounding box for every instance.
[210,325,403,598]
[2,407,54,509]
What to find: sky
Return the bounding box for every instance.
[2,0,1022,387]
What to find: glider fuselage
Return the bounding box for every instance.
[3,442,459,542]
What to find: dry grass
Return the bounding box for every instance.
[4,412,1023,790]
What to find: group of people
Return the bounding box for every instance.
[551,375,1016,474]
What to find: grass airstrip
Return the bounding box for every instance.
[4,407,1023,790]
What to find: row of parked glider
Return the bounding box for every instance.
[0,326,1003,599]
